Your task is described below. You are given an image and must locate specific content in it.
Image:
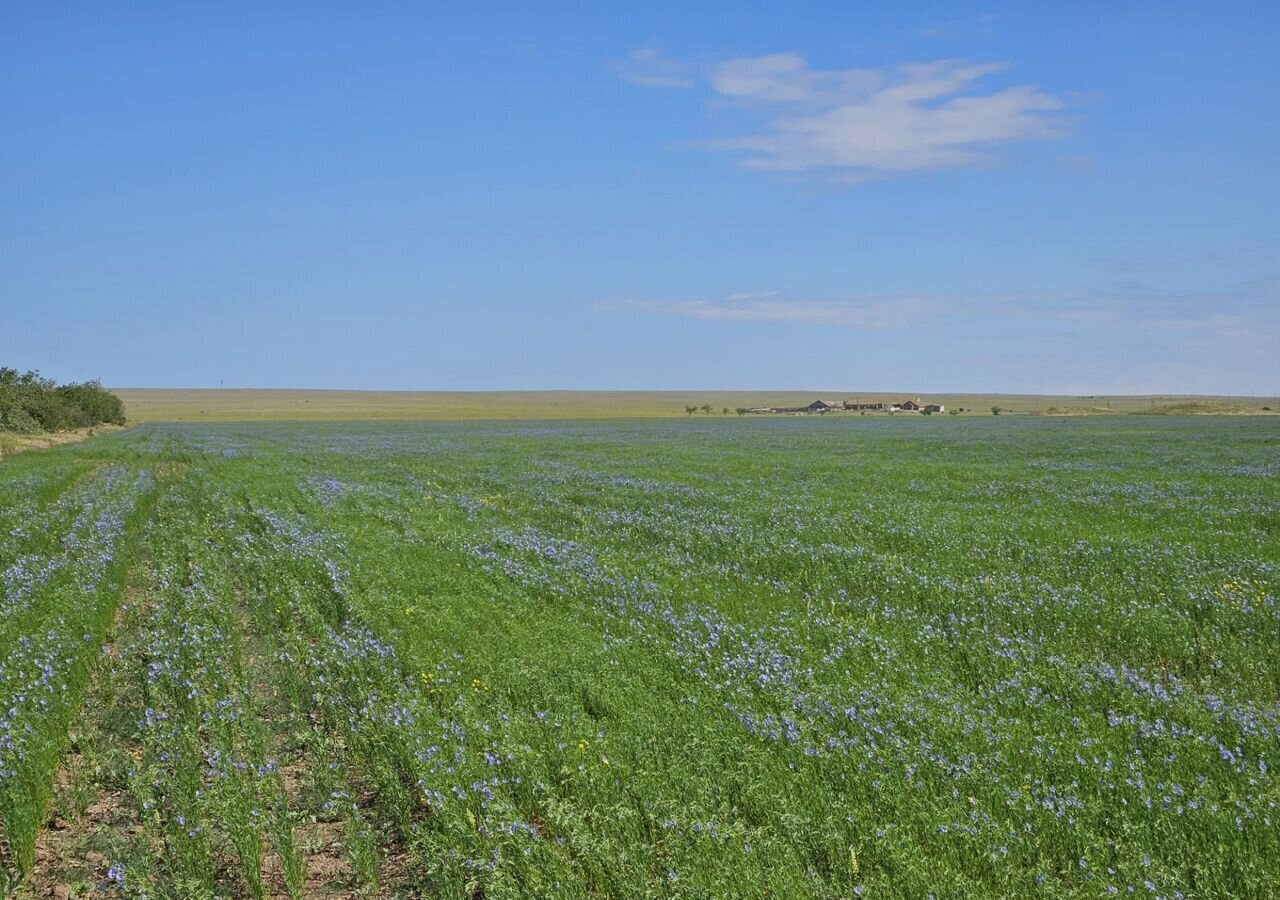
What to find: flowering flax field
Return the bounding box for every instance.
[1,418,1277,899]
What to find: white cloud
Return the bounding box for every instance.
[712,57,1064,175]
[711,53,883,105]
[620,49,1069,180]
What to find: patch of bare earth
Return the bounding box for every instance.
[235,586,414,898]
[18,585,149,899]
[0,426,125,459]
[261,814,349,899]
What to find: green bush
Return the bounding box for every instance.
[0,395,41,433]
[57,381,126,425]
[0,368,127,432]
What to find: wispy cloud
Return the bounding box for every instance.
[919,14,1001,41]
[612,47,693,88]
[618,49,1070,181]
[596,293,938,328]
[596,278,1280,342]
[592,279,1279,394]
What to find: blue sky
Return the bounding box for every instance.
[2,2,1277,394]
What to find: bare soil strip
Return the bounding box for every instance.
[233,584,413,898]
[18,587,150,899]
[0,427,125,459]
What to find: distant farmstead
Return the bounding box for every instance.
[806,400,844,412]
[747,397,946,415]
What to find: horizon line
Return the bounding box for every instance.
[109,387,1280,399]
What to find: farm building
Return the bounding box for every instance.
[761,398,944,415]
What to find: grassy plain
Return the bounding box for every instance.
[1,417,1277,898]
[111,388,1279,422]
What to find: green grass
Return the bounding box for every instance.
[109,388,1280,422]
[2,417,1278,898]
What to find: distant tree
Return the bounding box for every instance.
[735,407,747,417]
[948,408,959,415]
[684,405,697,416]
[722,407,729,416]
[701,404,713,415]
[991,406,1002,416]
[922,408,933,416]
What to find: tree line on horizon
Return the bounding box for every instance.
[0,367,126,433]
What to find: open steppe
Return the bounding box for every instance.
[111,389,1279,422]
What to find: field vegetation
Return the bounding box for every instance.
[0,417,1277,898]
